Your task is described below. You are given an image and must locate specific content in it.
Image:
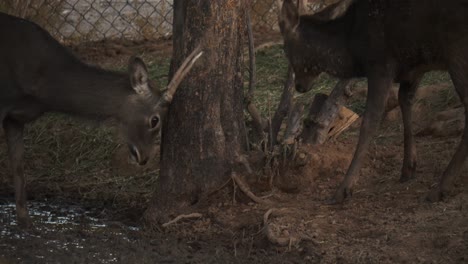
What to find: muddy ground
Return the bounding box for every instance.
[1,38,467,263]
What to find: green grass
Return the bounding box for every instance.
[420,71,452,86]
[147,57,172,88]
[252,45,289,114]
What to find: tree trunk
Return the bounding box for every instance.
[145,0,246,224]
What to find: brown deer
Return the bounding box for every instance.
[0,12,203,227]
[280,0,468,203]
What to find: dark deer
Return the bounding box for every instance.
[0,12,203,227]
[280,0,468,203]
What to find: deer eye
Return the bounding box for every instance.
[149,116,159,129]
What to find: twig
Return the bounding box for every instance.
[161,213,203,228]
[231,172,271,205]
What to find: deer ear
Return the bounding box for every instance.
[280,0,300,34]
[312,0,355,21]
[128,56,150,95]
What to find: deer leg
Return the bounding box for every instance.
[398,78,420,182]
[3,117,31,228]
[427,65,468,202]
[330,74,393,204]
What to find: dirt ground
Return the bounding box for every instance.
[1,38,467,263]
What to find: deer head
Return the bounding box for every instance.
[279,0,356,93]
[121,46,203,165]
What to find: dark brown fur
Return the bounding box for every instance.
[280,0,468,203]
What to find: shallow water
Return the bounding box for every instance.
[1,200,105,228]
[0,199,140,262]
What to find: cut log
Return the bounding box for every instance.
[301,79,358,145]
[327,106,359,140]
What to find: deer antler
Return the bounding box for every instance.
[161,44,204,105]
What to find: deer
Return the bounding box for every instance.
[279,0,468,204]
[0,12,203,228]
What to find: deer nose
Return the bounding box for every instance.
[129,144,141,164]
[295,83,307,93]
[139,157,149,166]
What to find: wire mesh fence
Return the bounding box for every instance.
[0,0,334,43]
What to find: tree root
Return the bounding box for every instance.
[231,172,271,205]
[161,213,203,228]
[263,208,312,248]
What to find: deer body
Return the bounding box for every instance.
[280,0,468,203]
[0,12,203,227]
[1,14,144,119]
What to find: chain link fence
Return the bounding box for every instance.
[1,0,333,43]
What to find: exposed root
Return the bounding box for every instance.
[161,213,203,228]
[263,208,312,248]
[231,172,271,205]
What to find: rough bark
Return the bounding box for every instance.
[145,0,246,224]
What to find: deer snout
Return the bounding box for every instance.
[295,78,314,93]
[139,156,149,166]
[295,82,308,93]
[128,144,149,166]
[294,74,318,93]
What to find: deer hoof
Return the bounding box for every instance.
[17,215,33,229]
[426,188,445,203]
[326,186,353,204]
[399,165,417,183]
